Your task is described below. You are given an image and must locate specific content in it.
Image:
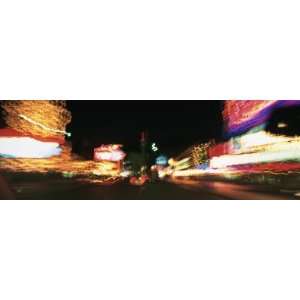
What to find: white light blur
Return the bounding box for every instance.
[0,137,61,158]
[210,141,300,169]
[237,130,292,151]
[169,157,190,166]
[120,170,132,177]
[158,170,167,178]
[277,122,288,128]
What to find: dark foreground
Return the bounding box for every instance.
[1,174,298,200]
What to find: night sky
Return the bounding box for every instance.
[67,100,224,157]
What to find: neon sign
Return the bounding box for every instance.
[94,144,126,162]
[223,100,300,136]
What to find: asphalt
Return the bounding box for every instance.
[2,175,297,200]
[9,179,220,200]
[168,177,298,200]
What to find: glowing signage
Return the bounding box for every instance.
[0,137,61,158]
[94,151,125,161]
[156,155,168,165]
[223,100,300,136]
[94,144,126,162]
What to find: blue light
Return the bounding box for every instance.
[156,155,168,165]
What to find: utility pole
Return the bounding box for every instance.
[140,131,147,175]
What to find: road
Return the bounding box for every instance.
[168,178,298,200]
[4,175,298,200]
[10,178,218,200]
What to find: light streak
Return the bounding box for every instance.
[171,158,192,170]
[77,177,122,185]
[0,156,123,177]
[172,167,236,177]
[210,140,300,169]
[19,114,71,137]
[235,130,293,151]
[168,157,190,166]
[172,169,208,177]
[233,162,300,174]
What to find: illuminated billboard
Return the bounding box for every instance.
[0,137,61,158]
[223,100,300,136]
[0,128,62,158]
[94,144,126,162]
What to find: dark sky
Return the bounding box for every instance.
[67,100,224,156]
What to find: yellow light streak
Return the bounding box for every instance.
[19,114,71,137]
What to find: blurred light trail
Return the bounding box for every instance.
[78,177,122,185]
[19,114,71,137]
[171,167,238,177]
[0,144,122,178]
[236,130,292,151]
[210,146,300,168]
[233,162,300,174]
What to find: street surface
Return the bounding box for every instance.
[9,179,217,200]
[168,178,297,200]
[2,175,298,200]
